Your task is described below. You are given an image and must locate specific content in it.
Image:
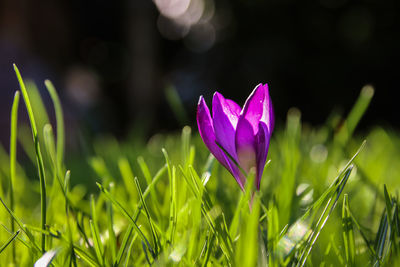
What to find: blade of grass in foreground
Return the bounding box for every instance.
[0,197,41,253]
[73,246,100,267]
[373,185,398,264]
[106,185,117,263]
[90,195,104,266]
[137,156,161,216]
[235,174,260,267]
[134,177,160,256]
[9,90,20,262]
[167,165,177,245]
[0,230,20,255]
[342,194,355,267]
[114,225,134,266]
[44,80,65,174]
[14,64,47,252]
[89,220,103,266]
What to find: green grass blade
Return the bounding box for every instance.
[1,224,31,250]
[14,64,47,252]
[235,194,260,267]
[342,194,355,266]
[134,177,160,256]
[43,124,57,174]
[0,230,20,254]
[337,85,374,144]
[90,195,104,265]
[114,225,134,266]
[89,220,104,266]
[142,164,167,199]
[25,80,50,133]
[137,156,160,214]
[117,158,137,201]
[107,186,117,263]
[0,197,41,253]
[9,90,20,262]
[124,233,137,267]
[201,233,216,267]
[374,209,389,264]
[74,246,100,267]
[44,80,65,172]
[167,165,177,245]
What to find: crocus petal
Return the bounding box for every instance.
[197,96,240,180]
[212,92,239,162]
[235,117,256,176]
[240,83,274,134]
[226,99,241,118]
[266,91,275,132]
[255,121,271,190]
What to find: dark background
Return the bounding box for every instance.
[1,0,399,146]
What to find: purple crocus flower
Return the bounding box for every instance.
[197,83,274,191]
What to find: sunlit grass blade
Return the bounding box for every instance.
[342,194,355,266]
[235,191,260,267]
[9,90,20,262]
[14,64,47,252]
[44,79,65,173]
[74,246,100,267]
[43,124,57,176]
[229,172,258,242]
[117,158,137,201]
[373,185,398,264]
[181,126,191,166]
[134,177,160,256]
[24,224,62,239]
[374,209,389,264]
[142,164,168,199]
[137,156,160,215]
[114,225,134,266]
[201,233,216,267]
[167,166,177,245]
[267,201,280,267]
[336,85,374,144]
[124,235,136,267]
[25,80,50,133]
[90,195,104,265]
[89,220,104,266]
[106,185,117,263]
[0,230,20,254]
[0,197,41,253]
[347,208,376,257]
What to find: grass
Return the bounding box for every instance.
[0,66,400,266]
